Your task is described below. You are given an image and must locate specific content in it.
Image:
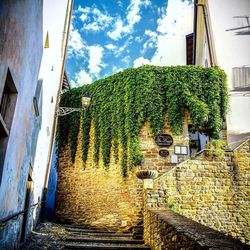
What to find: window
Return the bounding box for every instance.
[33,79,43,117]
[174,145,188,155]
[186,33,194,65]
[232,67,250,91]
[0,69,18,183]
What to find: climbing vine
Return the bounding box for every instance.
[57,65,228,176]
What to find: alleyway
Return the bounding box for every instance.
[21,223,68,250]
[21,222,150,250]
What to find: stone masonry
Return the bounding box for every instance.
[56,117,189,232]
[144,209,249,250]
[153,139,250,244]
[139,118,189,174]
[56,121,143,231]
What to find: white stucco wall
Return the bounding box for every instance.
[0,0,43,222]
[31,0,72,223]
[208,0,250,135]
[0,1,43,247]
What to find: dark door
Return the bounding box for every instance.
[20,176,32,243]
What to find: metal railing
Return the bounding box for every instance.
[0,202,42,228]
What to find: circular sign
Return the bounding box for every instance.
[159,150,169,157]
[155,134,173,147]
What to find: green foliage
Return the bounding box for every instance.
[57,65,228,176]
[205,139,227,160]
[168,197,179,213]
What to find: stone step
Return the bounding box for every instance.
[63,225,150,250]
[66,228,130,235]
[64,243,151,250]
[68,232,133,238]
[64,225,90,229]
[66,236,144,244]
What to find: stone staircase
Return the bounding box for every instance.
[63,225,151,250]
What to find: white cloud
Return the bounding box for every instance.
[79,13,88,22]
[117,0,123,8]
[150,0,193,66]
[112,66,123,74]
[107,0,151,40]
[84,22,102,32]
[141,29,158,53]
[107,18,124,40]
[133,57,151,67]
[67,24,86,58]
[145,29,157,38]
[78,6,113,32]
[135,36,143,42]
[74,69,93,86]
[88,45,105,76]
[122,55,131,64]
[105,44,117,50]
[126,0,150,31]
[114,39,132,57]
[76,5,85,13]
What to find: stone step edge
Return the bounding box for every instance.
[64,244,151,250]
[66,228,130,234]
[68,232,133,237]
[65,237,144,244]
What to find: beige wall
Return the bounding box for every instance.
[55,117,189,231]
[154,140,250,244]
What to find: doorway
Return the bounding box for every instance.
[20,174,33,243]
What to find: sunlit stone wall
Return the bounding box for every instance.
[153,139,250,244]
[55,117,189,231]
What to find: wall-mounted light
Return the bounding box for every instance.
[82,93,91,108]
[57,93,91,116]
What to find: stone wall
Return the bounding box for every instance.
[153,139,250,244]
[139,119,189,174]
[56,122,143,231]
[144,209,248,250]
[55,117,189,231]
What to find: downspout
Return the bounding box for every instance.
[41,0,74,221]
[196,3,215,67]
[193,0,198,65]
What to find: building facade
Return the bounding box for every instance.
[0,0,73,249]
[193,0,250,148]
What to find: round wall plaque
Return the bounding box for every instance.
[159,150,169,157]
[156,134,173,147]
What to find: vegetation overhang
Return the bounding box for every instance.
[57,65,228,176]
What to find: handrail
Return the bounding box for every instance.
[0,202,42,227]
[232,137,250,152]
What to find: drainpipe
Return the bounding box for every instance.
[196,3,215,67]
[41,0,74,221]
[193,0,198,65]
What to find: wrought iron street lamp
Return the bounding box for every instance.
[57,93,91,116]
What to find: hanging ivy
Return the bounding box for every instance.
[57,65,228,176]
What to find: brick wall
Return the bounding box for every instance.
[153,139,250,244]
[144,209,248,250]
[56,121,143,231]
[55,118,189,231]
[139,119,189,174]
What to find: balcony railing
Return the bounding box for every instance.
[232,67,250,91]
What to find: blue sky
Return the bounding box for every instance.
[66,0,193,87]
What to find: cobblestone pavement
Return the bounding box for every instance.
[21,222,69,250]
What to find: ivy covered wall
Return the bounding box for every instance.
[57,65,228,176]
